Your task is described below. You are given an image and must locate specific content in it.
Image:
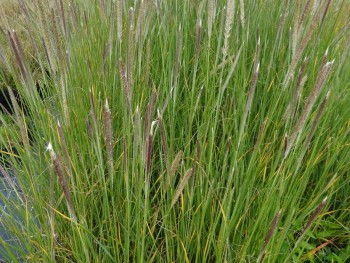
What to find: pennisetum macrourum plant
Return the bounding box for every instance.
[0,0,349,262]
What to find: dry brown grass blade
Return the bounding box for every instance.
[304,238,335,259]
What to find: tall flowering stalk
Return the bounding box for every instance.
[283,0,330,89]
[284,198,328,262]
[157,110,169,174]
[103,99,114,179]
[171,168,193,208]
[173,25,181,104]
[145,121,157,182]
[127,7,135,88]
[258,210,281,263]
[285,58,334,158]
[238,35,260,148]
[116,0,123,42]
[7,87,29,149]
[119,60,132,114]
[239,0,245,28]
[222,0,235,63]
[165,151,183,191]
[47,143,77,223]
[207,0,215,40]
[57,120,72,176]
[8,30,33,89]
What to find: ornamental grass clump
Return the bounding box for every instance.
[0,0,349,262]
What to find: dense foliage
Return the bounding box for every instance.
[0,0,349,262]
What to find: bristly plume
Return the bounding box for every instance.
[119,60,132,114]
[74,142,85,167]
[143,89,156,142]
[299,0,312,31]
[135,0,151,42]
[285,197,328,262]
[104,99,114,177]
[285,58,308,121]
[132,106,141,179]
[191,140,201,187]
[127,7,135,88]
[283,0,330,89]
[100,0,106,16]
[239,0,245,28]
[145,121,157,182]
[283,134,288,157]
[86,117,93,139]
[8,31,31,88]
[47,143,77,223]
[158,110,169,174]
[238,34,260,148]
[116,0,123,42]
[145,40,151,86]
[222,0,235,63]
[173,25,182,104]
[171,168,193,208]
[292,0,300,57]
[253,118,267,152]
[123,136,128,177]
[258,210,281,263]
[164,150,183,199]
[61,75,70,126]
[7,87,29,149]
[59,0,67,38]
[89,89,98,129]
[303,91,330,151]
[285,60,334,158]
[195,19,202,63]
[191,18,202,92]
[302,197,327,235]
[207,0,215,40]
[57,120,72,176]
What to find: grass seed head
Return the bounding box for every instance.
[222,0,235,62]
